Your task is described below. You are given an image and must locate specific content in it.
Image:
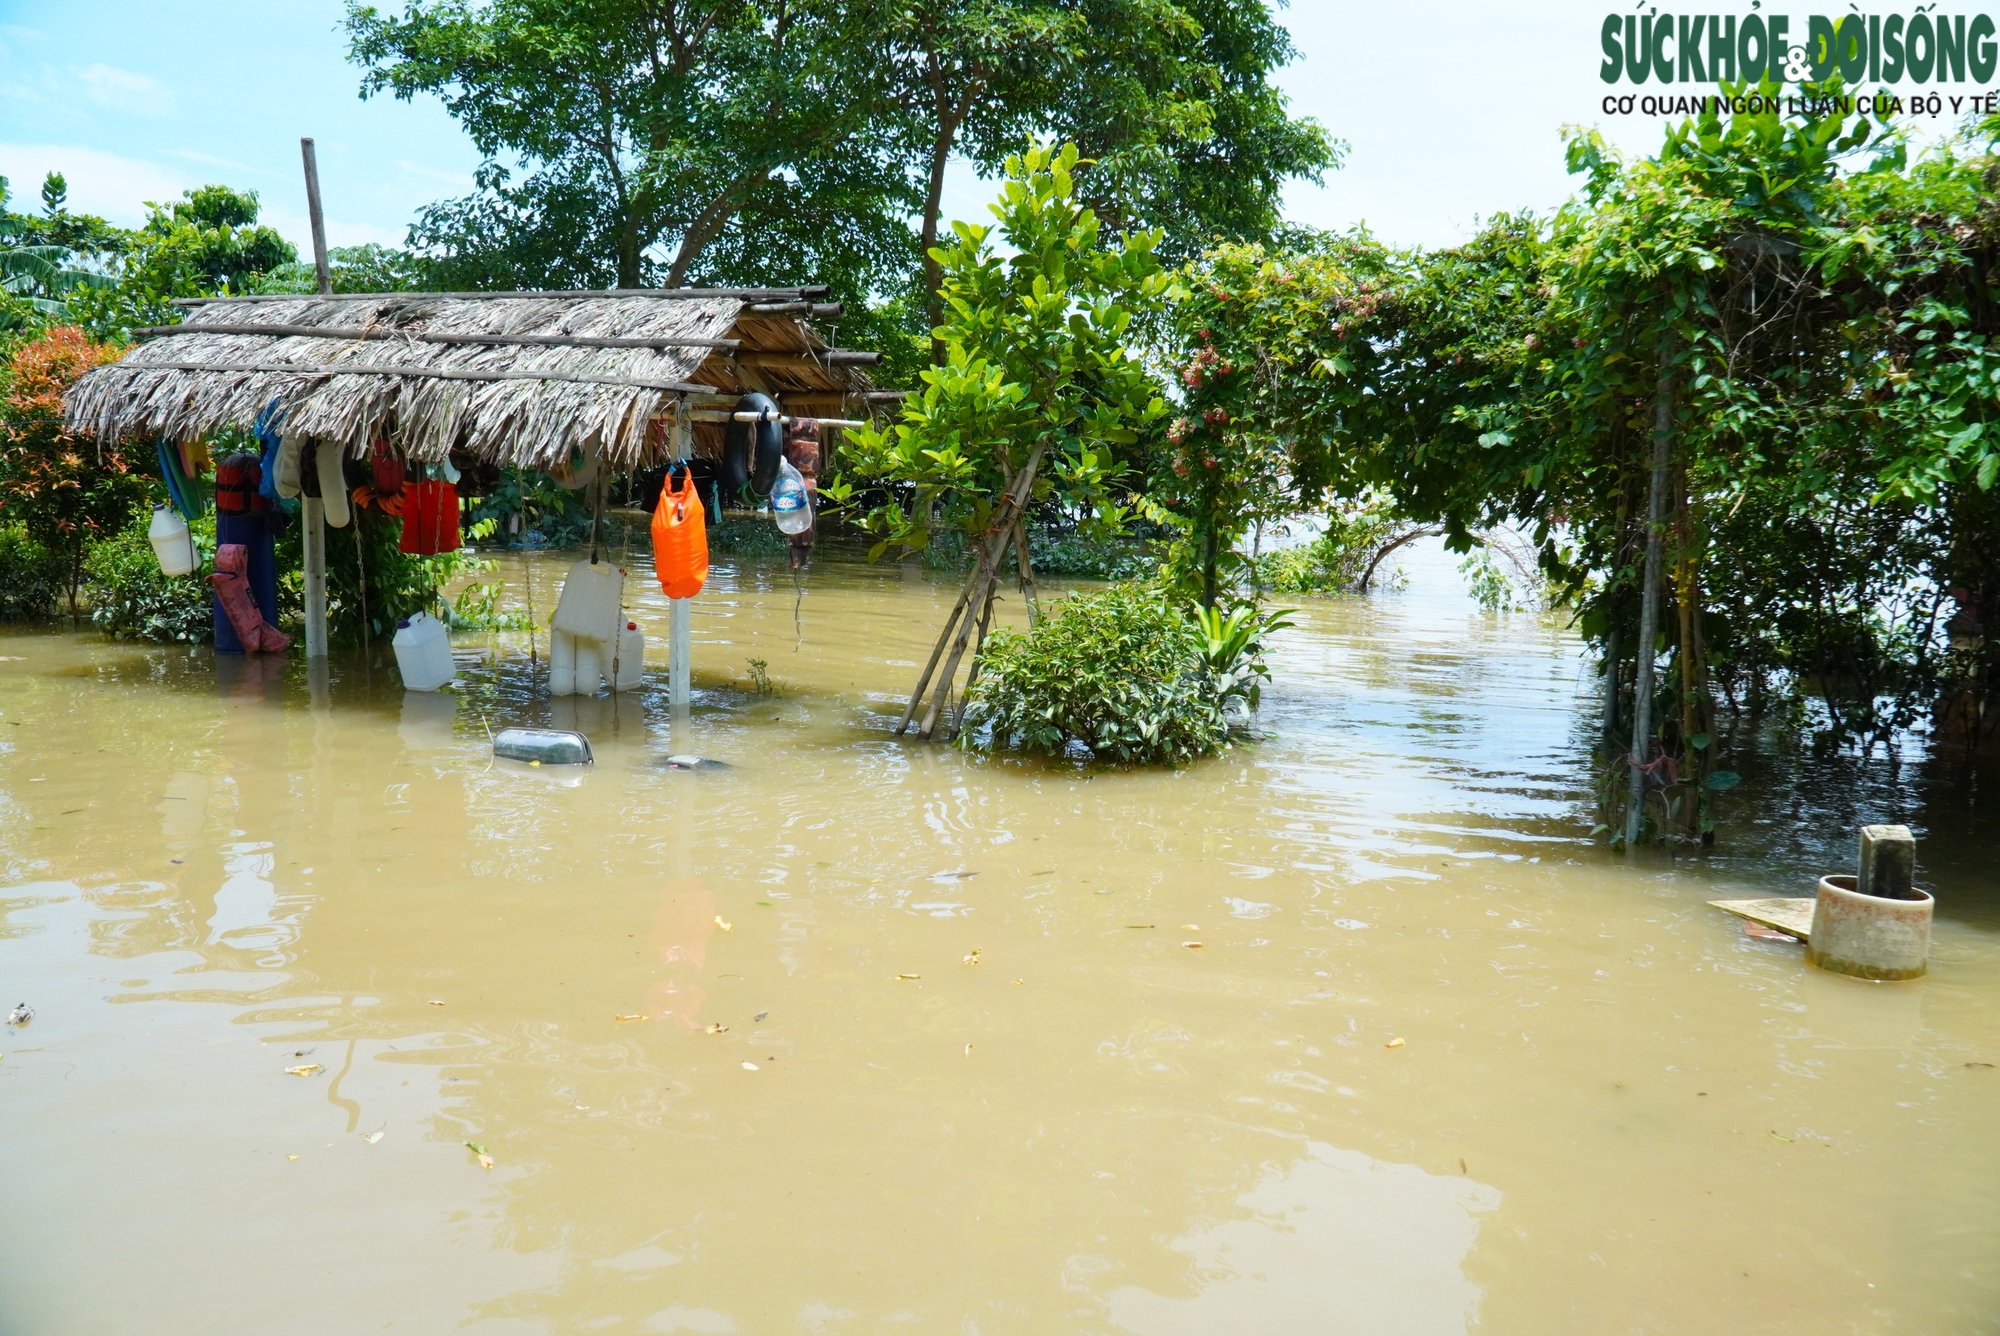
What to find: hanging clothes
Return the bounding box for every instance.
[211,510,280,654]
[157,438,205,520]
[253,401,287,506]
[782,418,821,570]
[400,477,461,555]
[210,540,290,653]
[652,467,708,599]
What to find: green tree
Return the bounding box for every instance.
[346,0,914,295]
[834,141,1170,736]
[881,0,1337,360]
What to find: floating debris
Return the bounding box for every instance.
[897,973,921,981]
[1386,1037,1406,1049]
[614,1013,646,1023]
[714,916,733,932]
[7,1002,31,1027]
[493,727,593,767]
[742,1061,759,1071]
[285,1063,323,1077]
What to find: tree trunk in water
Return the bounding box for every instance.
[1601,628,1623,757]
[1625,345,1676,846]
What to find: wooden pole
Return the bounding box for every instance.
[296,144,333,662]
[300,139,332,297]
[302,494,329,659]
[1625,341,1676,846]
[669,399,693,709]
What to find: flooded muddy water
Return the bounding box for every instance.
[3,543,1997,1335]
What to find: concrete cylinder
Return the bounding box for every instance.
[1807,874,1932,981]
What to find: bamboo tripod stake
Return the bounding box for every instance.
[896,443,1048,741]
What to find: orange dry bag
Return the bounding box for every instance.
[652,469,709,598]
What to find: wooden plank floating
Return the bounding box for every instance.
[96,358,711,394]
[172,285,829,306]
[133,323,741,351]
[1709,897,1815,941]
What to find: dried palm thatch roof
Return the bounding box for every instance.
[62,287,882,470]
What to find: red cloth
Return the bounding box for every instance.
[371,437,406,499]
[399,480,461,555]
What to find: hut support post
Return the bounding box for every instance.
[669,398,693,708]
[300,138,332,296]
[303,496,329,659]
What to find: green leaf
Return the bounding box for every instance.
[1704,771,1741,791]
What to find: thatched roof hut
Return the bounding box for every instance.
[63,286,891,470]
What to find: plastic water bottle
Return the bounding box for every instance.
[771,459,812,535]
[148,504,198,576]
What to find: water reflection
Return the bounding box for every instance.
[2,542,1997,1335]
[1109,1142,1500,1336]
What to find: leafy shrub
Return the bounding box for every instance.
[84,509,214,643]
[958,584,1228,765]
[709,515,789,557]
[0,521,63,620]
[1027,532,1160,582]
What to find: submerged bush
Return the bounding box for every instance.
[84,509,214,643]
[1027,532,1160,582]
[958,584,1230,765]
[0,521,64,620]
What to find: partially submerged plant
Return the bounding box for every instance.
[958,584,1287,765]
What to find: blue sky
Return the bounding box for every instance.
[0,1,1983,259]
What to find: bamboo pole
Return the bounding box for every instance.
[98,358,710,395]
[300,139,332,297]
[302,495,329,660]
[174,285,830,305]
[913,446,1048,740]
[134,323,742,351]
[1625,343,1676,846]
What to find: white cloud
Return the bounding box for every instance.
[395,159,474,190]
[74,63,175,118]
[259,205,407,252]
[0,142,187,224]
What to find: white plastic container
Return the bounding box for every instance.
[573,637,604,696]
[613,621,644,691]
[552,560,624,640]
[550,628,577,696]
[772,459,813,535]
[148,504,198,576]
[392,611,455,691]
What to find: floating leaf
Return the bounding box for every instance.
[897,973,921,981]
[465,1142,486,1154]
[1768,1131,1793,1143]
[1705,770,1742,791]
[614,1013,646,1023]
[753,1011,768,1022]
[1182,941,1203,949]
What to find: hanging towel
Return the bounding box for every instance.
[253,401,286,505]
[317,444,351,528]
[399,480,461,555]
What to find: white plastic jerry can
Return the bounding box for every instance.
[550,628,577,697]
[573,636,604,696]
[614,621,643,691]
[148,504,198,576]
[552,560,624,641]
[392,611,455,692]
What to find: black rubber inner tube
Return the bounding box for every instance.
[722,392,784,499]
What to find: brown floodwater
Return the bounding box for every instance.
[2,542,1997,1335]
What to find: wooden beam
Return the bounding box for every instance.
[133,323,741,351]
[747,301,843,318]
[98,358,711,394]
[734,349,880,369]
[173,286,830,306]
